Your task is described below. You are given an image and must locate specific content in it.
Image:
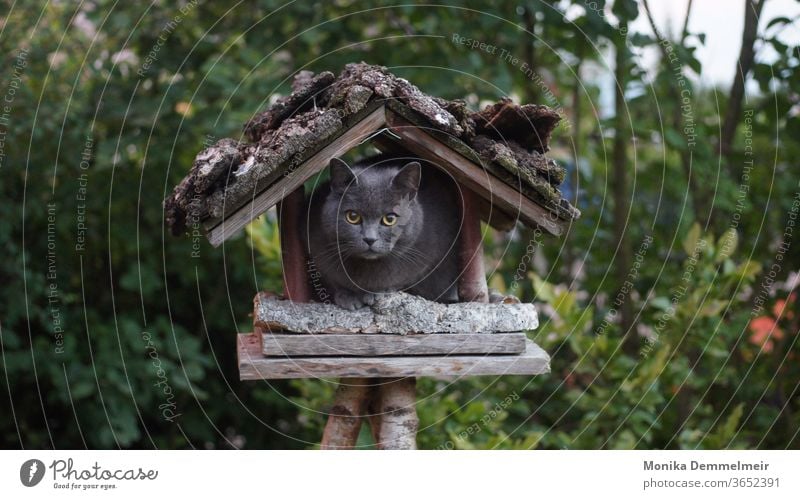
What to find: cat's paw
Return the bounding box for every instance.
[334,291,374,310]
[360,293,377,307]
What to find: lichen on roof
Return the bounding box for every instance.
[164,62,580,236]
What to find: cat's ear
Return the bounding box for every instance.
[329,157,356,193]
[392,161,421,198]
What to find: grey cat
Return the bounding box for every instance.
[304,154,462,310]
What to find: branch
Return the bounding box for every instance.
[681,0,694,42]
[642,0,666,45]
[719,0,767,157]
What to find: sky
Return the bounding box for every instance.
[631,0,800,86]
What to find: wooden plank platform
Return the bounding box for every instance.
[238,333,550,380]
[262,332,527,357]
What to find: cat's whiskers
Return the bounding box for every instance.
[316,241,359,263]
[396,245,434,263]
[392,248,433,268]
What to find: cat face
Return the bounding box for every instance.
[326,157,422,260]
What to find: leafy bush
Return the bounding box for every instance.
[3,1,797,449]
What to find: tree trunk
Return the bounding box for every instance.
[522,5,538,104]
[613,20,635,351]
[719,0,765,158]
[563,52,583,281]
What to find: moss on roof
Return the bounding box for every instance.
[164,63,579,236]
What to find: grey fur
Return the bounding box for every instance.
[305,154,462,310]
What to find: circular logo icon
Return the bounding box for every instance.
[20,459,45,487]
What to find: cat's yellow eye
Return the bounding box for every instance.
[381,213,398,226]
[345,210,362,224]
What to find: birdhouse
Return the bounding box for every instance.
[165,63,579,448]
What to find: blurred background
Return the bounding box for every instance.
[1,0,798,449]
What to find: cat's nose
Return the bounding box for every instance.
[363,236,377,246]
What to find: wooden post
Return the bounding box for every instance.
[277,187,312,302]
[322,378,419,450]
[366,384,383,446]
[320,378,371,449]
[458,188,489,303]
[372,378,418,450]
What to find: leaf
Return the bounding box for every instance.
[736,260,763,280]
[489,274,507,294]
[511,433,542,450]
[664,128,686,150]
[553,290,577,317]
[766,16,792,29]
[723,259,736,275]
[706,403,745,448]
[70,381,95,399]
[529,273,555,302]
[702,234,715,257]
[611,429,637,449]
[683,223,702,255]
[629,33,653,47]
[688,55,702,75]
[716,228,739,262]
[611,0,638,22]
[650,296,672,311]
[699,300,726,318]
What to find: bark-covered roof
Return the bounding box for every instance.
[164,62,580,236]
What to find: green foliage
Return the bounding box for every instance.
[2,0,797,449]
